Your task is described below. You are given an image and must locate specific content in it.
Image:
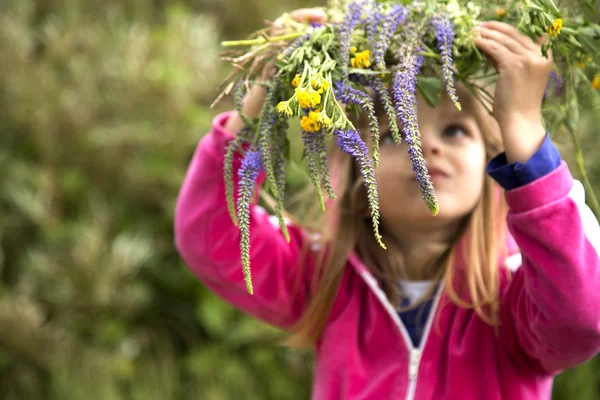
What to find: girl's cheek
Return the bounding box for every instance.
[463,144,487,171]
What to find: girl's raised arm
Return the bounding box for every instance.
[498,164,600,374]
[174,111,317,330]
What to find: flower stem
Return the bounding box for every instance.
[417,51,442,60]
[222,32,305,47]
[568,127,600,218]
[564,64,600,218]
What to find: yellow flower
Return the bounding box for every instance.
[311,75,330,93]
[300,110,331,132]
[291,74,301,87]
[547,18,562,37]
[309,90,321,107]
[276,101,293,117]
[311,77,319,92]
[350,46,358,54]
[495,8,506,18]
[319,113,332,127]
[295,88,321,109]
[350,50,371,69]
[295,88,310,108]
[578,55,592,68]
[592,75,600,90]
[300,115,319,132]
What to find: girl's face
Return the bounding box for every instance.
[372,88,491,233]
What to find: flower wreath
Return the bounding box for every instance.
[213,0,600,294]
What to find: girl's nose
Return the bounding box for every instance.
[419,128,442,156]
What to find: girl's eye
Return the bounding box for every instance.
[443,125,468,138]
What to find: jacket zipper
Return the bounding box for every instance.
[405,348,421,399]
[356,269,445,400]
[402,287,442,400]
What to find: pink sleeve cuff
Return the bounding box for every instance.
[202,111,237,160]
[504,161,573,213]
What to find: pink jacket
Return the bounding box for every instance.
[174,111,600,400]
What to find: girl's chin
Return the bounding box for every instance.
[397,199,464,221]
[383,187,468,218]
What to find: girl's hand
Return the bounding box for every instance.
[273,8,328,34]
[474,21,554,164]
[223,8,328,134]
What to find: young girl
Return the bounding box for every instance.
[174,8,600,400]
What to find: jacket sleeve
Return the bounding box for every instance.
[174,111,315,330]
[498,162,600,374]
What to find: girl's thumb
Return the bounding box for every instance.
[290,8,328,24]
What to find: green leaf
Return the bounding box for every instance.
[283,136,291,161]
[567,35,583,48]
[417,76,443,108]
[577,30,600,55]
[455,59,476,81]
[584,2,595,14]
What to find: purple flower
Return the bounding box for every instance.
[334,129,385,248]
[544,71,564,99]
[339,1,363,78]
[333,81,381,166]
[375,4,408,70]
[555,74,564,95]
[302,129,326,210]
[333,80,366,105]
[238,149,264,180]
[233,80,246,112]
[224,137,244,226]
[237,148,265,294]
[272,118,291,242]
[223,124,255,227]
[335,128,368,159]
[314,130,335,200]
[280,31,311,60]
[392,53,439,215]
[431,14,461,111]
[369,76,401,143]
[258,77,281,202]
[366,2,384,67]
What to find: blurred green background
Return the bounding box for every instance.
[0,0,598,399]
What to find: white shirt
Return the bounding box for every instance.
[398,279,434,305]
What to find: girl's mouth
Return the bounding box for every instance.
[410,167,450,183]
[429,171,450,182]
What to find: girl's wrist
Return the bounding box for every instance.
[500,117,546,165]
[223,112,245,135]
[223,85,267,135]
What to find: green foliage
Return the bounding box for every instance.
[0,0,314,398]
[0,0,597,399]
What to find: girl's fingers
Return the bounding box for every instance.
[474,36,509,69]
[478,26,527,55]
[478,22,553,67]
[273,8,327,31]
[480,21,540,52]
[289,8,328,24]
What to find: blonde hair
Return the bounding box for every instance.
[281,85,508,348]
